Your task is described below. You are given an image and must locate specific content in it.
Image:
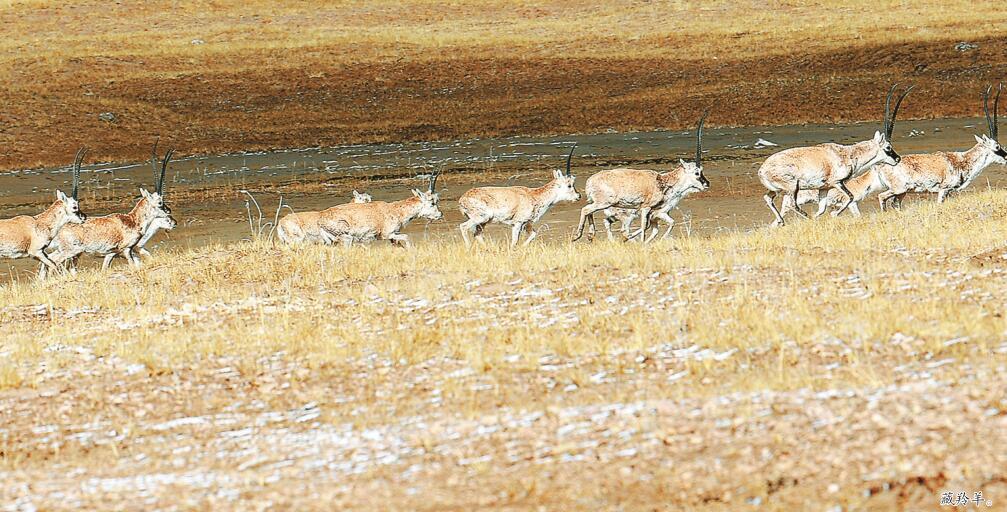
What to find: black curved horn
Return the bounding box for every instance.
[428,171,439,193]
[158,148,173,195]
[565,143,576,176]
[695,110,709,167]
[150,137,160,185]
[72,147,87,200]
[882,83,898,137]
[994,82,1002,140]
[887,85,913,139]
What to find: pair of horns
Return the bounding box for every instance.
[883,84,914,138]
[984,83,1002,140]
[71,147,87,200]
[427,171,439,193]
[149,138,174,195]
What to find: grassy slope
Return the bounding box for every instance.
[5,188,1007,386]
[4,190,1007,507]
[3,190,1007,507]
[2,0,1007,169]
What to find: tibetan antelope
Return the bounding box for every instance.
[807,167,888,217]
[759,84,913,225]
[276,190,372,245]
[876,83,1006,209]
[41,146,176,278]
[0,148,86,275]
[132,145,180,261]
[318,174,442,247]
[779,168,886,218]
[573,112,710,243]
[458,145,580,247]
[133,215,177,261]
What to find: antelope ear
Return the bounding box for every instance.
[874,130,883,142]
[352,190,360,196]
[553,169,563,179]
[56,190,67,201]
[679,158,687,166]
[140,188,151,199]
[976,134,986,144]
[412,189,421,197]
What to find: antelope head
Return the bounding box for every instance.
[141,141,174,225]
[59,148,87,224]
[549,143,581,202]
[676,111,711,193]
[873,84,914,166]
[976,83,1007,163]
[412,172,443,221]
[352,190,373,203]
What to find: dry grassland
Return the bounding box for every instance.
[3,189,1007,509]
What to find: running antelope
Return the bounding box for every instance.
[132,145,180,261]
[458,145,580,247]
[876,84,1006,209]
[780,167,887,218]
[318,174,442,247]
[133,215,177,261]
[574,112,710,243]
[0,148,86,275]
[276,190,372,245]
[41,147,175,278]
[759,84,913,225]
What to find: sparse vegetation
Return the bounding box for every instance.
[3,189,1007,508]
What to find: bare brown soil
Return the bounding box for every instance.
[2,1,1006,170]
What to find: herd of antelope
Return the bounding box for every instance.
[1,83,1004,279]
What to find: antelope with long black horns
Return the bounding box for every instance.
[42,143,176,277]
[130,140,179,260]
[458,144,580,247]
[760,84,913,226]
[0,148,87,276]
[574,112,710,243]
[872,83,1007,209]
[318,172,443,248]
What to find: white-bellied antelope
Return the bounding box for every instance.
[41,146,176,278]
[133,215,177,261]
[758,84,913,225]
[806,167,888,217]
[318,174,442,247]
[876,84,1007,208]
[0,148,86,275]
[573,112,710,243]
[458,145,580,247]
[276,190,372,245]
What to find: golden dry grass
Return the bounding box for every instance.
[4,189,1007,508]
[4,188,1007,386]
[3,189,1007,508]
